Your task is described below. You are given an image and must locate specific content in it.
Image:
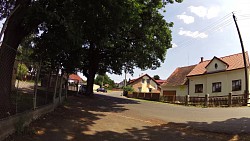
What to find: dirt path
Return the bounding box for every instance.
[5,95,250,141]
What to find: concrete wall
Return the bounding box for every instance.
[189,69,247,96]
[161,85,188,96]
[0,97,64,141]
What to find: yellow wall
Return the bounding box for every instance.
[189,69,247,96]
[161,85,188,96]
[131,75,159,93]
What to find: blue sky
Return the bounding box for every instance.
[109,0,250,83]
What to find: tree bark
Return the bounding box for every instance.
[0,14,27,115]
[86,65,97,96]
[86,42,99,96]
[0,0,37,116]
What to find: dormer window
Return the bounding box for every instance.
[215,63,218,69]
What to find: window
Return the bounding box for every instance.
[146,79,150,84]
[149,88,152,92]
[138,87,142,92]
[141,79,145,83]
[215,63,218,69]
[232,80,241,91]
[212,82,221,92]
[195,84,203,93]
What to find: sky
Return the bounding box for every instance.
[108,0,250,83]
[1,1,250,83]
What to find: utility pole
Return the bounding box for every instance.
[232,13,249,105]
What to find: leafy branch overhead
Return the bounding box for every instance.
[0,0,183,99]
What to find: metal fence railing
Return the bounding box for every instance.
[0,45,68,119]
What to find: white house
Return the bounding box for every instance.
[187,52,249,97]
[161,52,250,99]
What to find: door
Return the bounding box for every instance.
[163,90,176,102]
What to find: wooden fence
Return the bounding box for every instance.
[127,92,160,101]
[161,93,245,107]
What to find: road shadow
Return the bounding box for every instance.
[185,117,250,134]
[6,95,250,141]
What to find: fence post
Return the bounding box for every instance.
[53,69,59,103]
[33,60,41,110]
[205,94,209,107]
[228,92,232,107]
[65,74,69,99]
[185,95,190,106]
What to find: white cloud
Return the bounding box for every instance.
[207,7,220,19]
[189,6,220,19]
[178,28,208,38]
[172,43,178,48]
[177,12,194,24]
[189,6,207,18]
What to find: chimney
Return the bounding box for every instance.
[200,57,204,63]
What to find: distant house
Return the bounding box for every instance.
[117,80,126,88]
[161,65,196,100]
[161,52,250,99]
[68,74,83,84]
[128,74,161,93]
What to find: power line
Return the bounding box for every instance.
[174,13,234,48]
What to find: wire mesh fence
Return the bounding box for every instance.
[0,44,67,119]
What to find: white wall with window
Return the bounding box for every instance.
[189,68,247,96]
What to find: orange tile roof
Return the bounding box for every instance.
[69,74,82,82]
[187,52,249,77]
[162,65,196,86]
[155,79,166,84]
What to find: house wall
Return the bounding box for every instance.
[189,69,247,96]
[206,59,227,72]
[160,85,188,96]
[131,76,160,93]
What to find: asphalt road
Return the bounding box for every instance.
[101,91,250,134]
[8,91,250,141]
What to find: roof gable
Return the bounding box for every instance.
[205,56,229,68]
[128,74,160,85]
[205,56,229,73]
[187,52,249,77]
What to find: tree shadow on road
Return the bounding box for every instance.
[7,95,250,141]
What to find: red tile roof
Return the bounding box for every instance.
[162,65,196,86]
[155,80,166,84]
[187,52,249,77]
[69,74,82,82]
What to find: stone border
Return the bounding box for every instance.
[0,97,65,141]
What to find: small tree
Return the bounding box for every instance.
[17,63,28,80]
[94,74,115,89]
[153,75,160,80]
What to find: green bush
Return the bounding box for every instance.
[123,85,134,92]
[17,63,28,80]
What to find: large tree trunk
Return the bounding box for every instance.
[86,42,99,96]
[0,1,33,116]
[86,66,97,96]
